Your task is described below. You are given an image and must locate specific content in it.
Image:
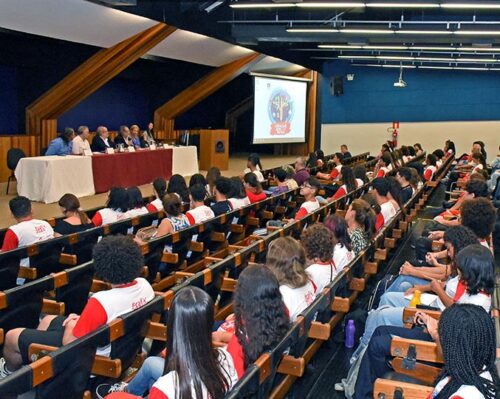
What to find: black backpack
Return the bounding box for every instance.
[367,274,396,311]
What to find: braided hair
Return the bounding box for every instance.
[436,304,500,399]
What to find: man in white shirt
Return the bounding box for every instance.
[1,196,54,280]
[72,125,91,155]
[372,178,397,229]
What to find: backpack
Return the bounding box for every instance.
[367,275,396,311]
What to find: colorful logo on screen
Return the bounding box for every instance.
[268,88,293,135]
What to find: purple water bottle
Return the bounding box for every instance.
[345,319,355,348]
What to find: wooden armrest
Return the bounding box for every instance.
[174,271,195,280]
[364,261,378,275]
[331,297,350,313]
[18,267,37,280]
[261,210,273,220]
[229,224,245,234]
[211,232,226,242]
[221,277,237,293]
[246,217,260,227]
[349,278,365,292]
[91,279,112,292]
[42,299,65,315]
[308,321,331,340]
[145,321,167,341]
[374,378,433,399]
[392,228,403,239]
[391,337,443,363]
[392,357,441,385]
[336,209,347,218]
[402,308,441,325]
[188,240,204,252]
[91,355,122,378]
[375,248,388,261]
[277,355,305,377]
[384,237,397,249]
[140,266,149,278]
[28,343,58,360]
[161,252,179,264]
[59,253,77,266]
[0,329,3,345]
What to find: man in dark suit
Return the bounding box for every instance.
[91,126,115,152]
[114,125,133,148]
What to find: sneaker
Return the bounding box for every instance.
[334,379,347,391]
[0,358,12,378]
[96,382,128,399]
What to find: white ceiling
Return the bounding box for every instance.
[0,0,305,72]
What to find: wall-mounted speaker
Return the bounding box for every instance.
[215,140,225,153]
[331,76,343,96]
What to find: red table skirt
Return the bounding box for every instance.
[91,149,173,193]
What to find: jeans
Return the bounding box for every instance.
[359,306,405,347]
[127,356,164,396]
[386,275,430,293]
[379,292,411,308]
[353,326,433,399]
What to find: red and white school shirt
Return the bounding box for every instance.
[329,165,342,180]
[375,201,397,231]
[146,198,163,212]
[356,178,364,188]
[91,208,126,226]
[428,371,492,399]
[333,243,355,271]
[149,346,241,399]
[72,278,154,356]
[471,163,484,175]
[376,167,390,178]
[306,260,337,294]
[295,199,320,220]
[279,280,316,322]
[424,165,437,181]
[1,219,54,267]
[124,207,149,219]
[186,205,215,226]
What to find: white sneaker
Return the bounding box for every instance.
[0,358,12,378]
[96,382,128,399]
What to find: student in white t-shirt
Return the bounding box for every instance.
[428,304,500,399]
[228,178,251,210]
[0,236,155,377]
[294,177,321,220]
[1,196,54,269]
[244,153,265,183]
[146,178,166,212]
[92,187,128,226]
[186,184,215,226]
[372,178,397,231]
[266,237,316,322]
[375,152,392,178]
[324,214,355,271]
[301,224,337,294]
[124,187,149,218]
[423,153,438,181]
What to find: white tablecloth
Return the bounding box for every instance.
[172,146,199,176]
[15,156,95,203]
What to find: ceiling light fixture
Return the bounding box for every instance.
[230,2,296,8]
[287,28,340,33]
[367,2,439,7]
[297,2,365,7]
[396,30,453,34]
[339,29,395,34]
[454,30,500,35]
[338,55,500,62]
[441,3,500,9]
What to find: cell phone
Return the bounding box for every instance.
[416,304,440,311]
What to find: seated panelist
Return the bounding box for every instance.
[91,126,115,152]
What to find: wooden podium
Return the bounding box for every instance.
[199,129,229,171]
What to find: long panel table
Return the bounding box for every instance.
[15,156,95,203]
[15,146,199,203]
[91,148,173,193]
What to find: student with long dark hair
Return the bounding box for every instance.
[92,187,128,226]
[189,173,207,188]
[444,139,456,158]
[345,199,376,255]
[124,187,149,218]
[353,165,367,185]
[147,178,166,212]
[424,153,438,181]
[167,174,189,203]
[97,286,238,399]
[206,167,221,197]
[331,166,357,200]
[324,214,355,270]
[54,193,93,236]
[228,177,250,209]
[431,304,499,399]
[386,176,403,212]
[243,173,266,204]
[245,153,265,183]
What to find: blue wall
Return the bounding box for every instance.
[322,60,500,124]
[0,65,18,133]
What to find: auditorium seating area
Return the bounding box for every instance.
[0,142,497,399]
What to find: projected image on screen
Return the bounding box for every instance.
[253,76,307,144]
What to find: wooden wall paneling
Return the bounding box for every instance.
[0,135,39,182]
[154,53,264,139]
[26,23,176,151]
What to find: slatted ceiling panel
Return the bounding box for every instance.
[0,135,40,182]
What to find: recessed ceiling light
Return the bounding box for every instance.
[367,2,439,7]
